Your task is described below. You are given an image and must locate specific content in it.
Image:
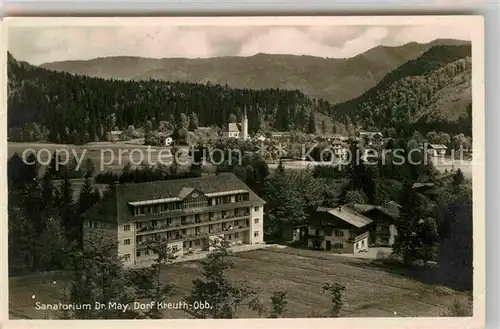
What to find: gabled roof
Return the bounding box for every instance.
[375,201,401,220]
[352,201,402,221]
[228,123,241,132]
[86,174,265,223]
[177,187,196,199]
[317,205,373,228]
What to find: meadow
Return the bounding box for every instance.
[9,246,471,319]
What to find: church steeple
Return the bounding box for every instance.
[242,107,248,140]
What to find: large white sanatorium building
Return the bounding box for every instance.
[82,173,265,267]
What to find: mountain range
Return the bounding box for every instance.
[40,39,470,105]
[7,38,473,144]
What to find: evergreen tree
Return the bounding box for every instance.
[66,233,140,319]
[320,120,327,135]
[189,112,199,130]
[58,173,76,241]
[130,240,177,319]
[185,240,261,318]
[77,177,97,215]
[307,111,316,134]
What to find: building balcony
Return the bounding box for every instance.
[136,225,250,248]
[132,201,259,221]
[136,214,250,236]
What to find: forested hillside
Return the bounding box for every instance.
[8,52,332,144]
[331,45,472,136]
[40,39,469,104]
[7,43,473,144]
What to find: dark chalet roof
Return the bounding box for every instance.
[84,173,265,223]
[316,205,373,228]
[352,201,402,221]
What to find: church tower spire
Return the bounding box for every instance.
[242,107,248,140]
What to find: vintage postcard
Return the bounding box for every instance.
[1,16,485,329]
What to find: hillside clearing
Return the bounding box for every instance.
[9,247,470,319]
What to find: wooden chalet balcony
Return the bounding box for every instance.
[135,213,250,236]
[133,201,257,221]
[136,225,250,248]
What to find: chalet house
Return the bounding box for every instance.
[427,144,447,157]
[308,206,372,254]
[82,173,265,268]
[270,132,291,143]
[353,201,401,247]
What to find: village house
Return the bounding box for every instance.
[308,206,372,254]
[352,201,401,247]
[427,144,448,157]
[82,173,265,268]
[270,131,292,143]
[222,112,248,140]
[107,130,124,143]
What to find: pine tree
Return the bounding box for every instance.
[77,177,97,215]
[188,112,199,131]
[320,120,327,135]
[66,233,140,319]
[58,173,76,241]
[185,240,261,318]
[307,112,316,134]
[130,240,177,319]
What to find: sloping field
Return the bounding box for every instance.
[9,247,470,319]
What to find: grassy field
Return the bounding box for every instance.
[9,142,473,178]
[9,246,470,319]
[8,141,188,173]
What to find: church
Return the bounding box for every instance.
[222,111,249,140]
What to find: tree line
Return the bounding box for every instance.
[8,52,330,145]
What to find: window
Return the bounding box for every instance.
[136,251,141,257]
[254,206,259,212]
[152,220,157,227]
[335,230,344,237]
[222,211,227,218]
[254,231,259,237]
[124,224,130,231]
[135,207,145,216]
[124,239,130,245]
[136,222,142,229]
[228,235,232,240]
[124,254,131,261]
[136,236,143,244]
[361,240,365,247]
[254,218,259,224]
[235,233,239,238]
[209,212,214,220]
[87,221,92,228]
[172,246,179,252]
[195,214,200,222]
[333,243,344,249]
[144,250,150,255]
[195,240,200,246]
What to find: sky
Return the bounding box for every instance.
[8,24,472,65]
